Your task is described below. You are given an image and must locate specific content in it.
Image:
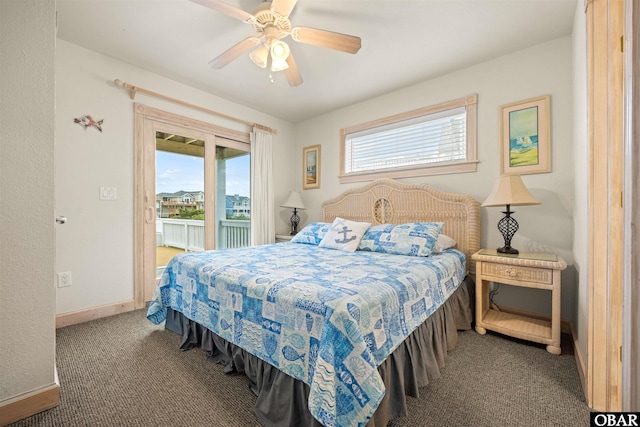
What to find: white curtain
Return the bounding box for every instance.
[250,128,275,245]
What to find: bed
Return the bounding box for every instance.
[147,178,480,427]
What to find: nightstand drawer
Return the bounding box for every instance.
[481,262,553,285]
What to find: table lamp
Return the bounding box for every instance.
[482,175,541,254]
[281,191,306,235]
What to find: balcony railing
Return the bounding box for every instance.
[219,219,250,249]
[160,219,204,251]
[160,201,202,206]
[156,218,250,251]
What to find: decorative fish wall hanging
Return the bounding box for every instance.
[73,115,103,133]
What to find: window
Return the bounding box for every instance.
[340,94,477,182]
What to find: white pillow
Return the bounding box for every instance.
[319,217,371,252]
[432,234,457,254]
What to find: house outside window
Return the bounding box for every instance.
[340,94,478,183]
[225,194,251,218]
[156,190,206,217]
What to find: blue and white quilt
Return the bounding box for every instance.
[147,243,466,427]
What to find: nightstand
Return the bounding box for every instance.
[471,249,567,355]
[275,234,293,243]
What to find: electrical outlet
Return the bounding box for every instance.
[57,272,72,288]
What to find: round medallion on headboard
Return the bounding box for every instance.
[373,198,393,224]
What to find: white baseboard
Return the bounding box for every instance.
[56,299,136,329]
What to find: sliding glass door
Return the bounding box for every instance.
[215,146,251,249]
[135,106,251,304]
[155,141,205,279]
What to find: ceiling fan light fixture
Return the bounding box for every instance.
[270,40,290,72]
[191,0,362,86]
[250,44,269,69]
[271,57,289,72]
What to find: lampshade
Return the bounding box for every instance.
[250,44,269,69]
[482,175,541,207]
[270,41,290,72]
[281,191,305,210]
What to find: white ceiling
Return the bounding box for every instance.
[56,0,577,123]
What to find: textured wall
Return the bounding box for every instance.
[571,0,588,366]
[0,0,57,400]
[294,36,578,326]
[55,40,296,314]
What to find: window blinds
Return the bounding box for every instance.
[344,106,467,174]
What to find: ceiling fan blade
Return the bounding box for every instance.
[190,0,256,23]
[271,0,298,18]
[208,36,261,69]
[284,53,303,87]
[291,26,361,54]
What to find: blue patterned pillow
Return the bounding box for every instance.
[290,222,331,245]
[357,222,444,257]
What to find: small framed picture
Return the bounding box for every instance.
[303,144,321,190]
[499,95,551,175]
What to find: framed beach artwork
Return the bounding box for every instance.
[499,95,551,175]
[303,144,321,190]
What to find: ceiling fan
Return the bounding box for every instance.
[190,0,362,86]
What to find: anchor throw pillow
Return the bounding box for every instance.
[318,217,371,252]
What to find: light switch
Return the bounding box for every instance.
[99,186,117,201]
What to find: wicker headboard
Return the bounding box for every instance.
[321,179,481,274]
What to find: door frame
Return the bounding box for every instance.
[133,104,250,308]
[585,0,624,411]
[622,0,639,411]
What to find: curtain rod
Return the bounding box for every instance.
[113,79,277,134]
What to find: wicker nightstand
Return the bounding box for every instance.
[471,249,567,355]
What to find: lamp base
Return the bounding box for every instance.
[497,246,519,255]
[289,208,300,236]
[496,205,519,255]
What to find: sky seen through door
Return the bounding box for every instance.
[156,150,250,197]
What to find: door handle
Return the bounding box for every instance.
[145,207,154,224]
[56,216,67,224]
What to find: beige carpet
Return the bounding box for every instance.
[10,309,590,426]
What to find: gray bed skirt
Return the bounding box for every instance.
[165,277,474,427]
